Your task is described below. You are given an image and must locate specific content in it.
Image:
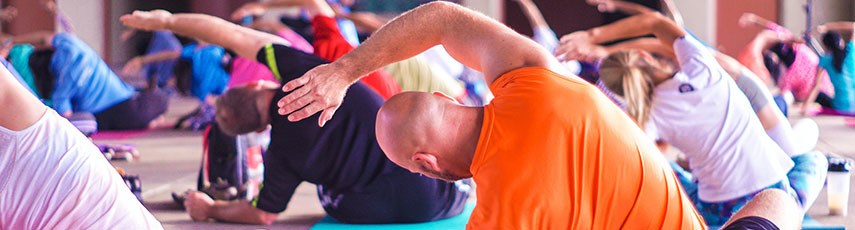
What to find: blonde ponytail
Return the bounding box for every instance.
[600,51,655,130]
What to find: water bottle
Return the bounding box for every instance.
[827,158,851,216]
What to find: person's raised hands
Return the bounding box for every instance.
[277,63,353,127]
[555,31,609,62]
[120,10,174,31]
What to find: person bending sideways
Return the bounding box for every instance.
[557,12,827,225]
[121,9,469,225]
[0,63,161,228]
[6,32,168,130]
[251,1,703,228]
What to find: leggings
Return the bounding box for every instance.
[670,151,827,226]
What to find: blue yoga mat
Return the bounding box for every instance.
[310,203,474,230]
[709,215,844,230]
[312,203,843,230]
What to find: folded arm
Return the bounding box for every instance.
[121,10,289,60]
[556,12,685,60]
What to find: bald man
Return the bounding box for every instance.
[121,7,469,225]
[271,1,705,228]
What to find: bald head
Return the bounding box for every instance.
[376,92,482,181]
[376,92,440,163]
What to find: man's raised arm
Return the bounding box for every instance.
[277,1,563,126]
[121,10,289,60]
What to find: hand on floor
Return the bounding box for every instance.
[184,191,214,221]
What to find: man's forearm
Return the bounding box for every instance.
[333,1,554,84]
[208,200,278,225]
[164,13,286,59]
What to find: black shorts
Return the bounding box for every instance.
[318,168,470,224]
[722,216,779,230]
[94,90,168,130]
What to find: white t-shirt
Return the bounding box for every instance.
[650,36,794,202]
[0,109,162,229]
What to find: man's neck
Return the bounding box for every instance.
[257,89,276,125]
[440,105,484,176]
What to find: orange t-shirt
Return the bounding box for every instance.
[467,67,706,229]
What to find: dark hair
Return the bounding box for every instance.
[768,42,796,68]
[822,31,847,72]
[29,49,56,100]
[763,52,784,84]
[214,87,266,136]
[173,59,193,95]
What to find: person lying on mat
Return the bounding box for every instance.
[230,1,703,228]
[121,8,470,226]
[0,62,162,229]
[4,31,168,130]
[803,22,855,115]
[557,12,827,225]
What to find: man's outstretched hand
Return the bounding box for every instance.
[120,10,173,31]
[277,63,354,127]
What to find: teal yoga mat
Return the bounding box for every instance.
[709,215,844,230]
[310,203,474,230]
[312,204,843,230]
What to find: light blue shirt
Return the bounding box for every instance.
[50,33,135,114]
[819,41,855,112]
[181,43,230,101]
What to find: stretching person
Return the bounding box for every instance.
[559,12,826,225]
[122,9,469,225]
[803,22,855,115]
[9,32,167,130]
[739,13,834,106]
[0,62,161,228]
[258,2,706,228]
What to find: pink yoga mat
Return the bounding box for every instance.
[90,130,151,140]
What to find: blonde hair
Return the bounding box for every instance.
[599,51,657,130]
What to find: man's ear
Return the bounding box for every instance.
[432,91,460,105]
[412,152,441,172]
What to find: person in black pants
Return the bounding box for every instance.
[122,8,469,225]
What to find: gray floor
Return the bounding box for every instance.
[107,96,855,229]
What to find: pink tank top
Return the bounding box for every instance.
[779,44,834,101]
